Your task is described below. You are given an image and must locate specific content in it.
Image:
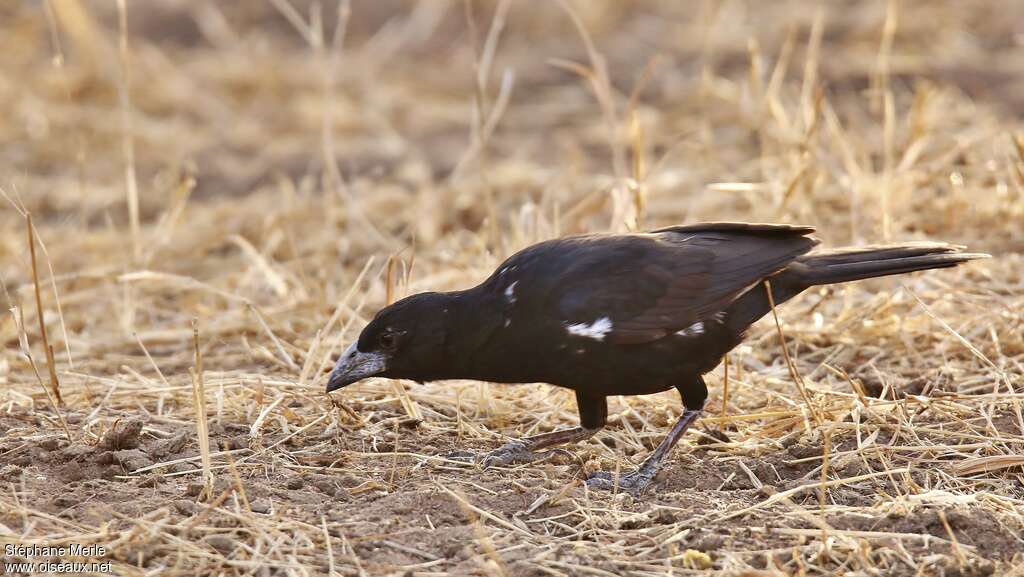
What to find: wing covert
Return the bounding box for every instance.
[553,224,819,344]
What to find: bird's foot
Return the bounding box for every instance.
[442,444,542,466]
[481,441,533,468]
[482,441,572,468]
[585,466,659,496]
[444,449,478,463]
[444,442,573,468]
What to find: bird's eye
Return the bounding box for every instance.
[378,332,397,350]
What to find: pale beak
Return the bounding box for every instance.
[326,342,386,392]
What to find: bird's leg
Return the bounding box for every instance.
[481,426,600,467]
[457,391,607,468]
[586,409,701,494]
[587,376,707,495]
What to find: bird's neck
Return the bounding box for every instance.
[435,286,538,383]
[421,287,509,382]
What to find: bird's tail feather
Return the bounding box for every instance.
[790,243,989,286]
[724,242,988,334]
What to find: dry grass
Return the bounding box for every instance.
[2,1,1023,575]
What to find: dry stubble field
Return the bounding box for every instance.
[2,1,1024,575]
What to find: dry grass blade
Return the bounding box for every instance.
[115,0,140,262]
[190,319,214,500]
[765,279,821,426]
[248,301,299,370]
[437,483,532,538]
[955,455,1024,475]
[440,484,511,576]
[25,213,61,406]
[719,468,911,522]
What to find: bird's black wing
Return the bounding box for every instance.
[552,223,819,344]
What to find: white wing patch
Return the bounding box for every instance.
[675,321,705,337]
[566,317,613,341]
[504,281,518,303]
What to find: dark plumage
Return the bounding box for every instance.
[327,222,987,493]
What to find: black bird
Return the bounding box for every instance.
[326,222,986,493]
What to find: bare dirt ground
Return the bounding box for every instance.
[2,1,1024,575]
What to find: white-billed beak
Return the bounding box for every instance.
[326,342,386,392]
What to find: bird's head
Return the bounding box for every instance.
[326,292,451,392]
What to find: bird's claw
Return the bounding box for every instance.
[585,468,656,495]
[445,443,573,468]
[481,441,538,468]
[444,449,478,463]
